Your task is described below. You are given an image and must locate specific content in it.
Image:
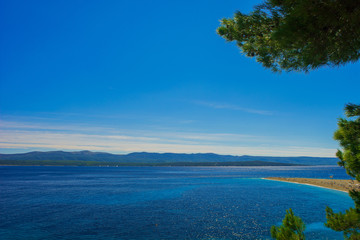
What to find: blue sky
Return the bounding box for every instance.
[1,0,359,157]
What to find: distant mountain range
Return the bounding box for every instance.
[0,150,339,166]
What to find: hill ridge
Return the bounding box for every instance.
[0,150,338,165]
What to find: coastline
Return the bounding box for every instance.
[263,177,359,193]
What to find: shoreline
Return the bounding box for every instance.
[263,177,359,193]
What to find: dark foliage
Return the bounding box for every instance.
[271,208,305,240]
[326,104,360,239]
[217,0,360,72]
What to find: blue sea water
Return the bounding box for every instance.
[0,166,354,240]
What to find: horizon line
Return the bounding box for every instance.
[0,149,338,158]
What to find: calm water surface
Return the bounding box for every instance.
[0,166,354,240]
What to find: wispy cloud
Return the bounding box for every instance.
[0,119,115,133]
[194,101,274,115]
[0,120,336,157]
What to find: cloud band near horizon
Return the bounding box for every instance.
[0,119,336,157]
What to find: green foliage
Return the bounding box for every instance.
[325,207,360,240]
[334,104,360,181]
[326,103,360,239]
[217,0,360,72]
[270,209,305,240]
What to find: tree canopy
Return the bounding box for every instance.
[271,209,305,240]
[325,104,360,240]
[217,0,360,72]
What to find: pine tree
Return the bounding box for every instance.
[325,104,360,240]
[217,0,360,72]
[271,208,305,240]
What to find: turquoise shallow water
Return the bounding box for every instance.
[0,166,354,240]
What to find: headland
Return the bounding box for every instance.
[264,177,359,193]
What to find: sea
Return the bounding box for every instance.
[0,166,355,240]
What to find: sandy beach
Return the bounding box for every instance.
[264,177,360,193]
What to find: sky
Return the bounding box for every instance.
[1,0,359,157]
